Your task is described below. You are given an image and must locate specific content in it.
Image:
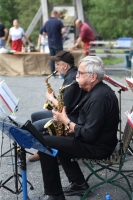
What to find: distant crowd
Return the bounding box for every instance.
[0,10,95,76]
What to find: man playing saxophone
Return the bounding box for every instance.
[28,50,87,162]
[38,56,119,200]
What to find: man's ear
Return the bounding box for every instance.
[91,73,98,82]
[64,63,68,70]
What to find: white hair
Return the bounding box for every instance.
[61,61,71,69]
[78,56,105,80]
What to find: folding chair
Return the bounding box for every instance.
[71,122,133,200]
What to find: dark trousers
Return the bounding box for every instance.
[49,45,63,73]
[38,135,94,196]
[31,110,53,134]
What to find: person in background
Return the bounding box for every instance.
[41,10,66,78]
[72,19,95,55]
[6,19,32,52]
[36,27,48,52]
[0,21,8,47]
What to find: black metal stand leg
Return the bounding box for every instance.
[25,150,34,155]
[0,142,34,195]
[0,146,14,157]
[118,89,125,156]
[15,142,19,193]
[0,142,22,194]
[118,89,122,143]
[1,144,33,158]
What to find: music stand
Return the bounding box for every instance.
[0,113,34,158]
[104,75,128,147]
[0,119,58,200]
[0,80,20,158]
[0,80,32,159]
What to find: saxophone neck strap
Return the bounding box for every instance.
[68,93,89,117]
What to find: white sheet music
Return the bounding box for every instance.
[126,111,133,128]
[0,105,6,113]
[0,80,19,113]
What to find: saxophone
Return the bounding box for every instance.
[44,80,77,136]
[43,70,58,110]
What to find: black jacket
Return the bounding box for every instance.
[62,67,87,123]
[74,81,119,159]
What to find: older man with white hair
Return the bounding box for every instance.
[38,56,119,200]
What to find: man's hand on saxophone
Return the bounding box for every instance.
[46,91,54,101]
[52,106,76,136]
[46,91,58,108]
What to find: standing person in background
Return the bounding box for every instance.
[72,19,95,55]
[0,21,8,47]
[36,26,48,52]
[6,19,32,52]
[41,10,66,78]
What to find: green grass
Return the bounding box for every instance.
[102,56,124,65]
[96,49,125,53]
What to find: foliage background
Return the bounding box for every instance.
[0,0,133,43]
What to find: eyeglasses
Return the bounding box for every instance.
[77,71,92,76]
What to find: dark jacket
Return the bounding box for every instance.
[62,66,87,123]
[0,23,5,37]
[74,81,119,159]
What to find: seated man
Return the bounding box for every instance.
[28,50,87,161]
[38,55,119,200]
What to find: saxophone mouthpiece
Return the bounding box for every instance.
[53,70,58,76]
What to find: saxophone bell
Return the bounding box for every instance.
[44,119,57,136]
[43,102,53,110]
[44,119,66,136]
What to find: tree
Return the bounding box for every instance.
[2,0,133,41]
[84,0,133,39]
[0,0,18,28]
[14,0,40,44]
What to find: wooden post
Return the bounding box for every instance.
[41,0,49,23]
[75,0,84,22]
[23,6,42,43]
[23,0,49,43]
